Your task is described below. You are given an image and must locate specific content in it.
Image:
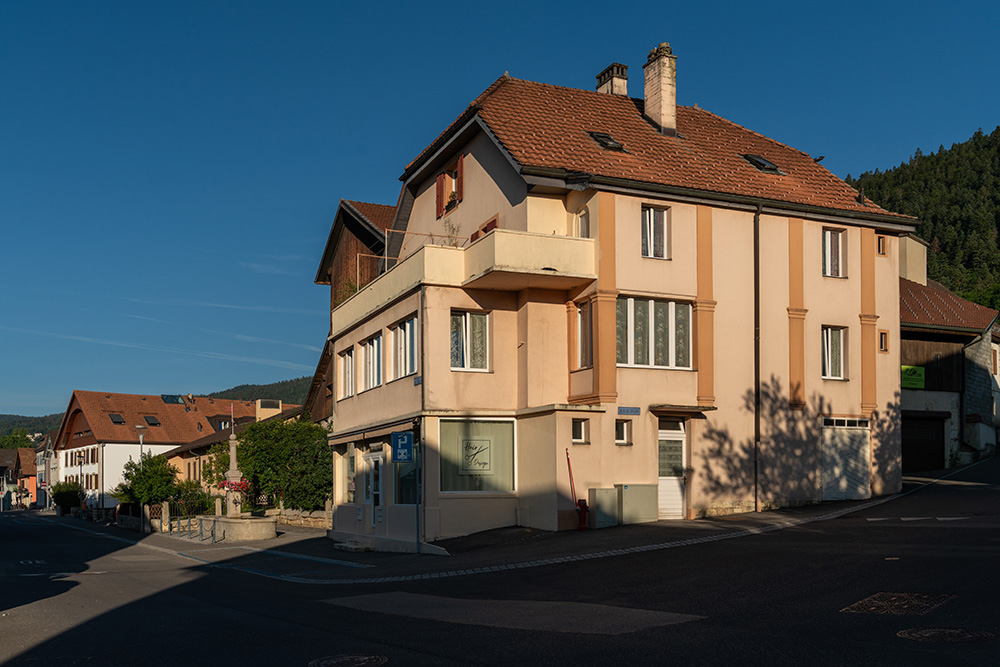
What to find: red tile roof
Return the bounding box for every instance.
[17,448,36,476]
[409,76,911,220]
[900,278,997,331]
[345,200,396,231]
[62,392,299,448]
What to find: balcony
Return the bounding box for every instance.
[463,229,596,291]
[332,229,597,337]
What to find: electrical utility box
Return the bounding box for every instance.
[614,484,658,525]
[588,488,618,529]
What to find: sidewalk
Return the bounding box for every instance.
[43,459,993,586]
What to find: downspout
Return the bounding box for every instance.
[959,325,991,457]
[753,202,763,512]
[418,285,427,550]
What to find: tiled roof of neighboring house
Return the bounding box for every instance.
[162,406,303,458]
[17,448,36,476]
[406,76,912,220]
[62,392,300,448]
[900,277,998,332]
[0,449,17,471]
[344,200,396,231]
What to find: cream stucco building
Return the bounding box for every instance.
[316,43,917,552]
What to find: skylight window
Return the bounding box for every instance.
[742,154,782,174]
[589,132,625,151]
[109,414,126,425]
[143,415,162,426]
[161,395,186,404]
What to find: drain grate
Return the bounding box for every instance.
[898,628,995,643]
[840,592,955,616]
[308,656,388,667]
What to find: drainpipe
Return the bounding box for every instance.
[959,328,989,459]
[418,285,427,550]
[753,202,762,512]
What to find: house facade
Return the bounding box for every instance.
[318,43,916,551]
[898,235,999,470]
[54,392,266,507]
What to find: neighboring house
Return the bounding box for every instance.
[898,235,999,471]
[305,200,399,427]
[16,448,37,506]
[163,404,302,487]
[53,392,281,508]
[34,430,58,508]
[317,42,916,550]
[0,449,17,511]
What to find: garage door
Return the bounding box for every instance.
[901,415,946,473]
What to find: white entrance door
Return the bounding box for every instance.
[657,419,685,519]
[364,453,383,528]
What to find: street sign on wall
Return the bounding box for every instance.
[392,430,414,462]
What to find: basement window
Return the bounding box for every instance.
[589,132,625,151]
[742,154,782,174]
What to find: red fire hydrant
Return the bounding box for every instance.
[575,498,589,531]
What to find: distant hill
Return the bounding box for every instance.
[207,376,311,406]
[846,126,1000,307]
[0,376,312,437]
[0,413,62,438]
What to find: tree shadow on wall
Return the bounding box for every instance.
[697,376,901,510]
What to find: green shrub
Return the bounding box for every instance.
[50,481,84,512]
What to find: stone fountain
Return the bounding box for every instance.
[206,433,277,541]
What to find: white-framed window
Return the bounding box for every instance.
[450,311,488,370]
[573,207,590,238]
[360,335,382,391]
[571,418,590,444]
[616,297,691,368]
[390,316,418,380]
[823,228,845,277]
[615,419,632,446]
[641,206,670,259]
[339,349,354,399]
[576,301,593,369]
[822,326,846,379]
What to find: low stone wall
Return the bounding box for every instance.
[268,508,332,529]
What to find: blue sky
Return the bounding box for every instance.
[2,1,998,416]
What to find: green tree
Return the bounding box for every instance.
[116,453,179,505]
[204,420,331,511]
[0,428,31,449]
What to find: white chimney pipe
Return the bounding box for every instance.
[643,42,677,136]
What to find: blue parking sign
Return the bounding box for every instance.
[392,431,414,462]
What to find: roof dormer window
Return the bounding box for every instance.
[742,154,782,174]
[589,132,625,151]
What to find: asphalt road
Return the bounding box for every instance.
[2,458,998,667]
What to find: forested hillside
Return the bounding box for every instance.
[0,414,62,438]
[846,126,1000,307]
[208,375,310,405]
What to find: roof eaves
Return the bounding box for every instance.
[521,167,918,230]
[399,107,483,184]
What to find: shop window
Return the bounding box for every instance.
[440,420,514,492]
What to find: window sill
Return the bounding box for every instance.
[615,441,633,447]
[822,274,849,279]
[386,372,418,385]
[358,385,382,395]
[450,367,490,373]
[571,440,590,446]
[640,255,672,261]
[821,376,849,382]
[617,364,694,371]
[336,395,354,402]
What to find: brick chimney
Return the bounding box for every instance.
[643,42,677,136]
[596,63,628,96]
